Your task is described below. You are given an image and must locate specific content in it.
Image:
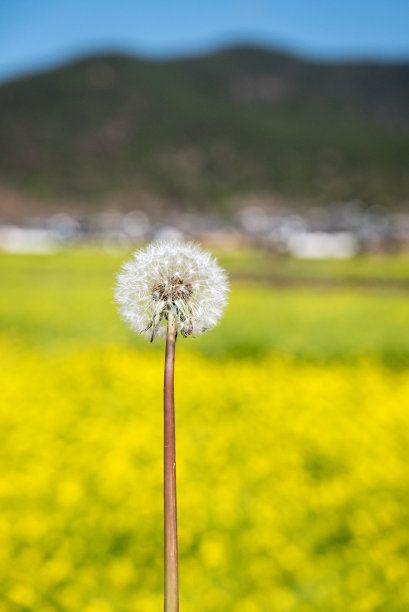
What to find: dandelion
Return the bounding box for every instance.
[115,240,228,342]
[115,241,228,612]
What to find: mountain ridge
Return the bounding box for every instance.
[0,44,408,216]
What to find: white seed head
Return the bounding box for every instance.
[114,241,229,341]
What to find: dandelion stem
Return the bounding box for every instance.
[164,315,179,612]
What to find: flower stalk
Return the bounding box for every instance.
[164,314,178,612]
[115,241,228,610]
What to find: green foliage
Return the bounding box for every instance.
[1,250,408,365]
[216,249,409,281]
[0,46,408,207]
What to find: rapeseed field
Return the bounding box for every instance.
[1,251,409,611]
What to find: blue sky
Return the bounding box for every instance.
[1,0,409,82]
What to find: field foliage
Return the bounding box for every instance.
[1,251,409,611]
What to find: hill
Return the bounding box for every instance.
[0,45,408,215]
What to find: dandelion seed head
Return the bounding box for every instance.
[115,241,229,340]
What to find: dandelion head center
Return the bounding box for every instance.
[152,275,193,302]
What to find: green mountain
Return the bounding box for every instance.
[0,45,408,212]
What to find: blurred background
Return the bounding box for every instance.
[1,1,409,611]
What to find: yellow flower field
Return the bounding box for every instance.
[1,251,409,611]
[2,339,409,611]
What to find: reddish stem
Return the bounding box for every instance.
[164,318,179,612]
